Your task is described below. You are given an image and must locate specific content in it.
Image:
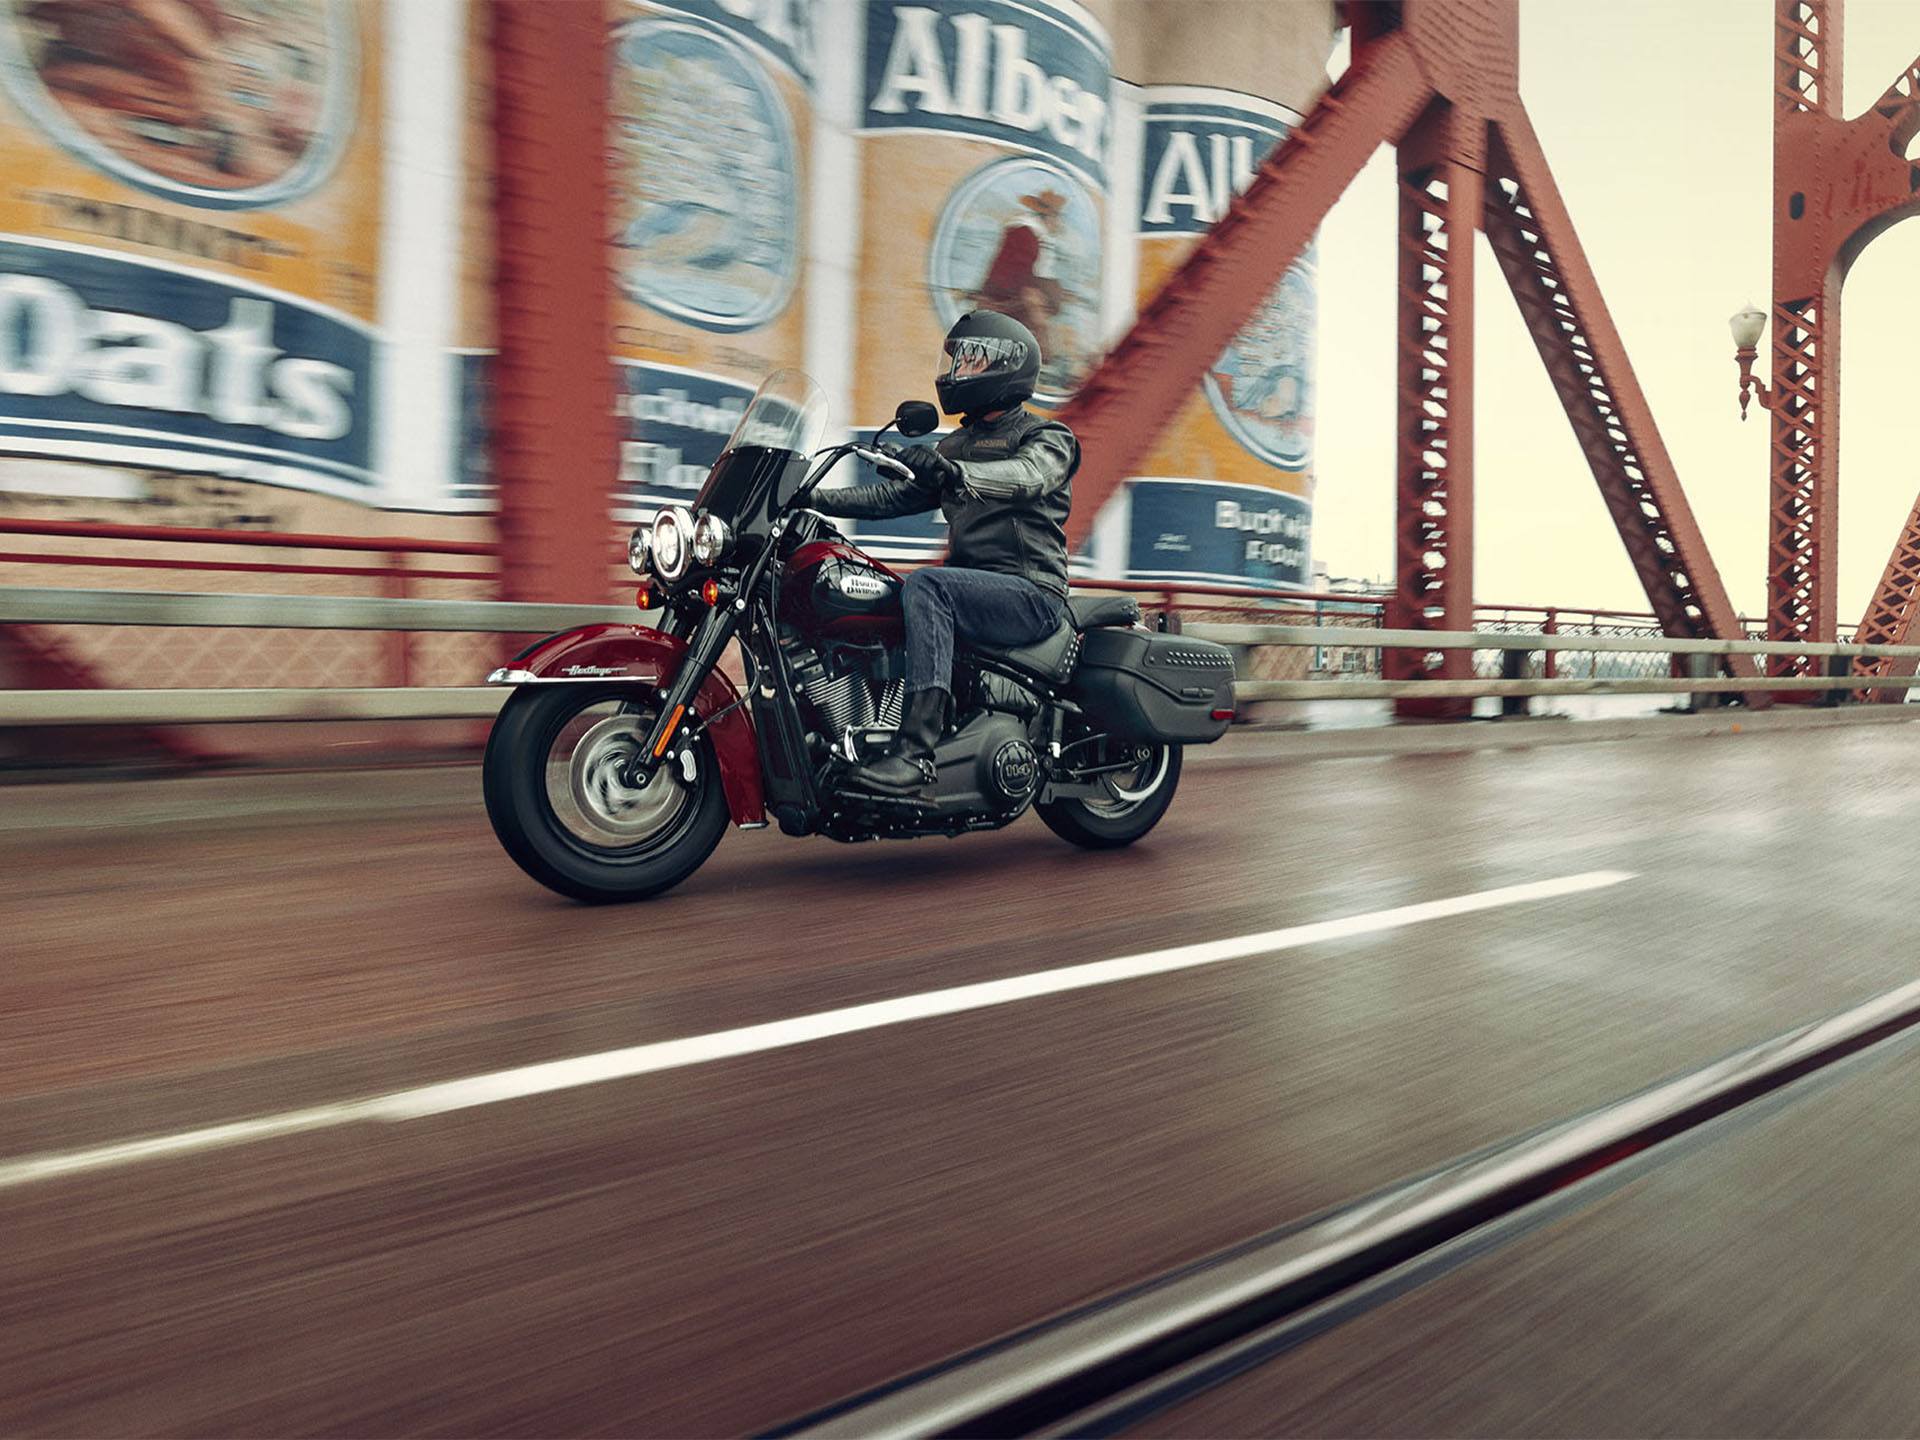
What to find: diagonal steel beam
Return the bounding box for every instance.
[1059,31,1432,548]
[1482,109,1757,677]
[1868,50,1920,151]
[1851,486,1920,702]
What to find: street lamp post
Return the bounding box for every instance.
[1729,303,1776,420]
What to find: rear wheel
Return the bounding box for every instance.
[1037,739,1183,849]
[483,684,729,902]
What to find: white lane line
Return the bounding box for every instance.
[0,870,1633,1192]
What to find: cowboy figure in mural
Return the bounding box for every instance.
[969,189,1068,358]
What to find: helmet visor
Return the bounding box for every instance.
[941,334,1030,384]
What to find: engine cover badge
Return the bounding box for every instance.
[990,739,1039,801]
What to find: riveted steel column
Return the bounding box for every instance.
[1387,102,1481,720]
[488,0,617,603]
[1767,1,1843,676]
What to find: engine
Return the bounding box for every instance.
[787,642,903,741]
[784,627,1047,841]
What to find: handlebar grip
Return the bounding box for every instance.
[852,445,915,481]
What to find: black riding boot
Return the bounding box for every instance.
[851,687,947,795]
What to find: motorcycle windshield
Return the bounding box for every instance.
[721,369,831,458]
[694,370,832,525]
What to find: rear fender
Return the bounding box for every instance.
[489,624,765,826]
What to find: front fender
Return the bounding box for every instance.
[489,624,765,827]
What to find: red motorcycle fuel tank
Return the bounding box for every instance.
[779,540,904,642]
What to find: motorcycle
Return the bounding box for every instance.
[482,369,1237,902]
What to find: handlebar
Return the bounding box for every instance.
[796,437,913,507]
[849,444,915,481]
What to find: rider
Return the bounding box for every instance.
[813,310,1078,795]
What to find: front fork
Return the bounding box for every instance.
[625,602,741,786]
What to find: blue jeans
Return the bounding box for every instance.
[902,567,1062,694]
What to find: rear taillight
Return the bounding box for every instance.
[1211,708,1235,722]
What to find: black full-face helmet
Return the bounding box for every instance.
[936,310,1041,419]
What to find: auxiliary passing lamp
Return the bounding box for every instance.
[1729,303,1778,421]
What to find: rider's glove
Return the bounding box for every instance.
[877,441,963,495]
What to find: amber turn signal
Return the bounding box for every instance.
[701,579,721,606]
[652,704,686,758]
[634,585,653,611]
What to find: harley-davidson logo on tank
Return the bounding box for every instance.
[847,0,1110,562]
[610,0,813,518]
[1127,88,1315,588]
[0,0,381,502]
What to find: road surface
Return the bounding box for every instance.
[3,721,1919,1434]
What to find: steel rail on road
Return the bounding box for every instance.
[763,977,1920,1439]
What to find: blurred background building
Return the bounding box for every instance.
[0,0,1334,718]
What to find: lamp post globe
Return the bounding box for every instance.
[1730,304,1772,419]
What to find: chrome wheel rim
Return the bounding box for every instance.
[544,703,691,852]
[1089,745,1170,816]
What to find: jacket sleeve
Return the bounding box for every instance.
[809,468,941,520]
[953,424,1078,502]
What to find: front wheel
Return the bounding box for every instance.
[1037,740,1183,850]
[483,684,729,902]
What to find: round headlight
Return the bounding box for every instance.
[627,525,652,576]
[692,513,733,566]
[650,506,693,582]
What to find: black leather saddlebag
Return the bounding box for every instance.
[1069,628,1236,743]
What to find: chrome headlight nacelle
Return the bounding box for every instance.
[691,513,733,567]
[627,524,652,577]
[650,506,694,582]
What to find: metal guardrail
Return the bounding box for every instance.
[0,688,505,726]
[1181,621,1919,703]
[1182,621,1920,661]
[0,588,621,724]
[1233,675,1920,701]
[9,587,1900,657]
[0,586,628,633]
[2,588,1914,722]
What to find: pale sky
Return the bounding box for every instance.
[1310,0,1920,625]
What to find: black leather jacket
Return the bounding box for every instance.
[813,408,1078,599]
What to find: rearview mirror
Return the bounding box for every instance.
[894,400,939,438]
